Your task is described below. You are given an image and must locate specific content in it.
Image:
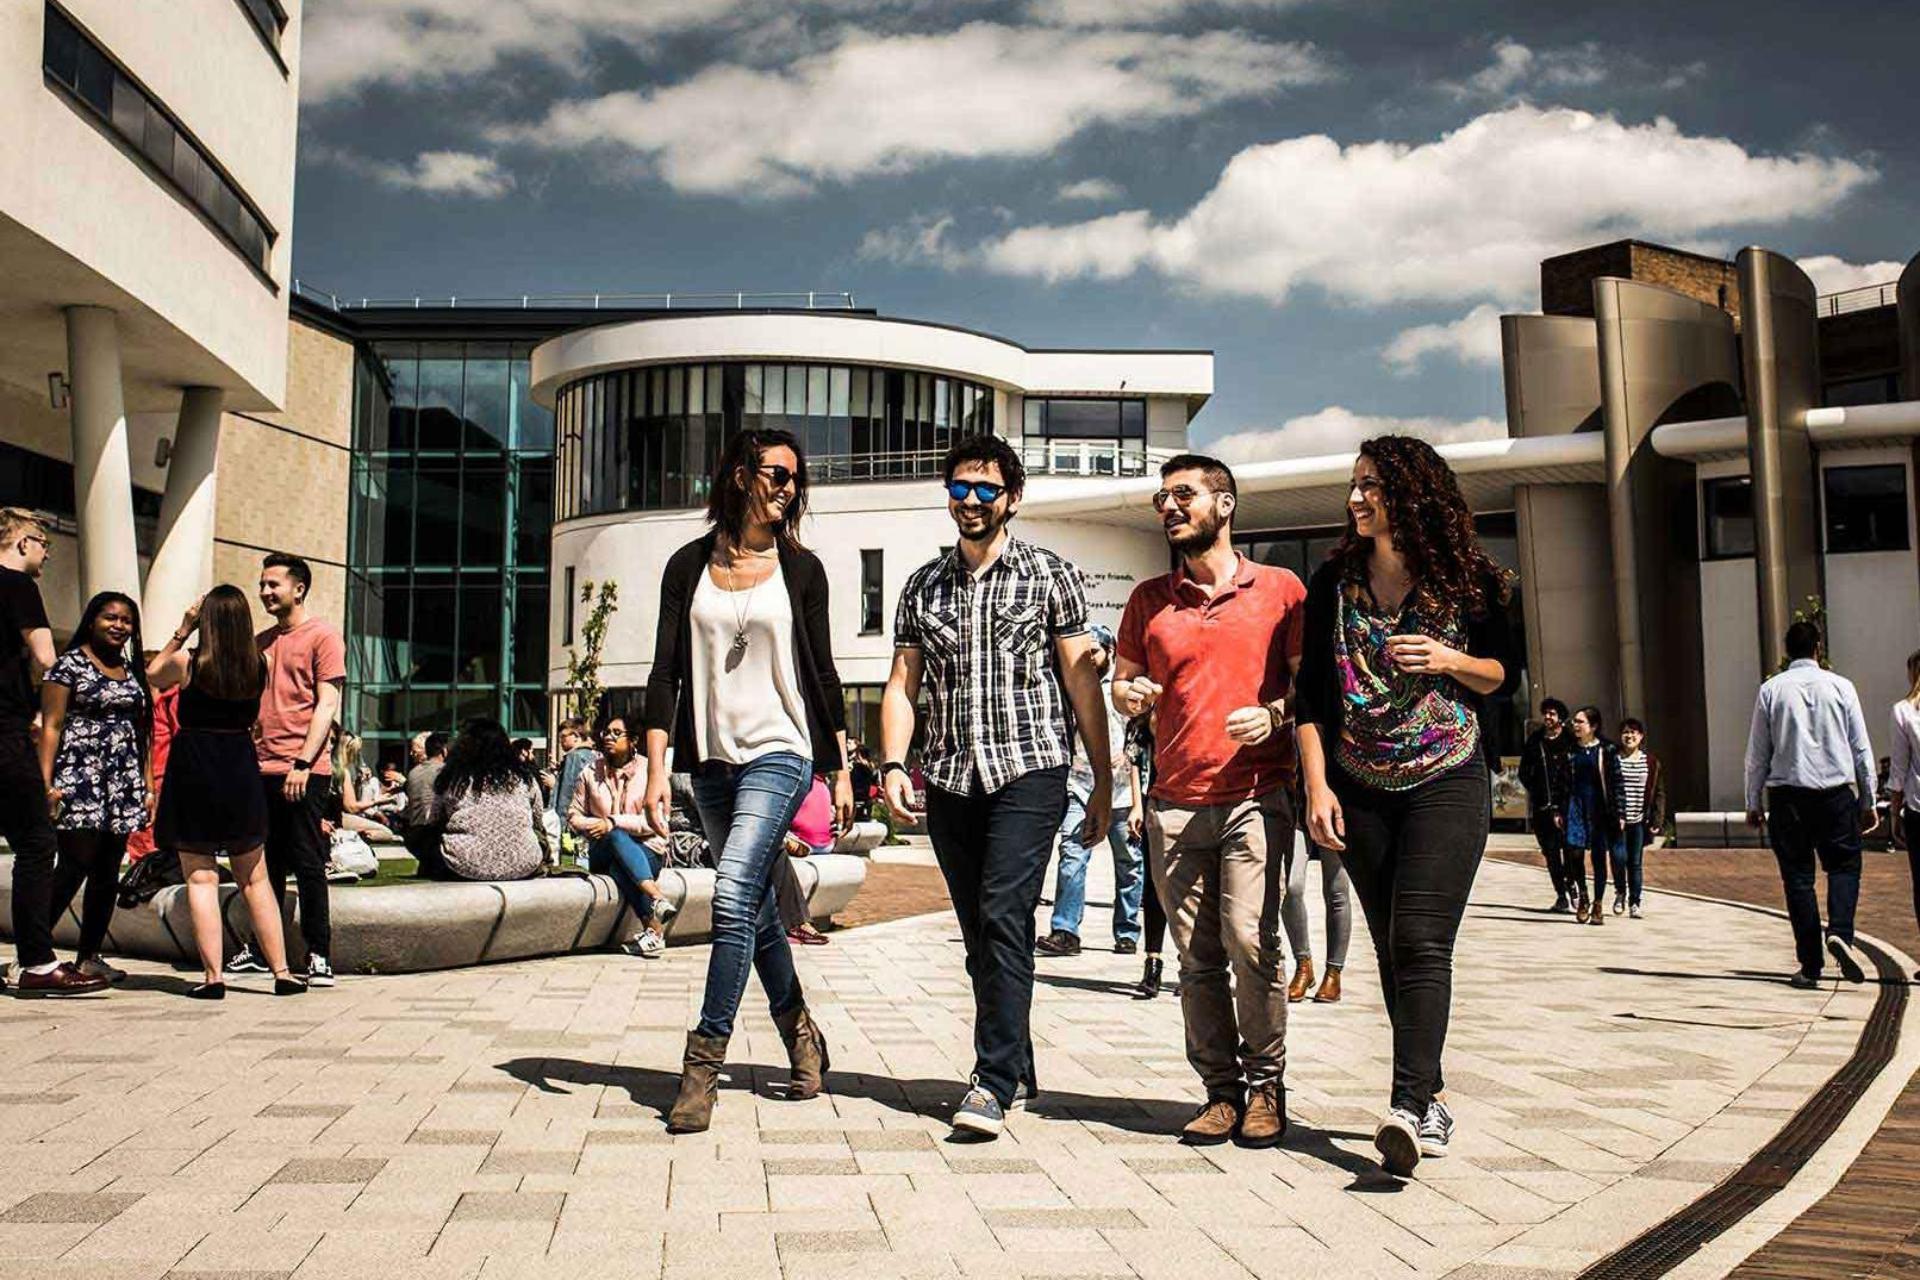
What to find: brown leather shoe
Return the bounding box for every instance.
[1313,967,1343,1003]
[667,1031,729,1133]
[1589,905,1605,927]
[11,962,108,998]
[1180,1096,1242,1146]
[774,1004,831,1100]
[1237,1083,1287,1148]
[1286,957,1315,1003]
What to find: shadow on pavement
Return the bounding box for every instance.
[1033,970,1178,999]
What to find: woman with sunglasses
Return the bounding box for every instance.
[1294,436,1516,1178]
[643,428,854,1132]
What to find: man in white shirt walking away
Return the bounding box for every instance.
[1744,621,1877,988]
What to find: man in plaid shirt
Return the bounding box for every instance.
[882,436,1114,1139]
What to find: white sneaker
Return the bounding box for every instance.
[1417,1098,1454,1158]
[622,928,666,958]
[1827,935,1866,984]
[305,954,336,987]
[1374,1108,1422,1177]
[1629,903,1643,919]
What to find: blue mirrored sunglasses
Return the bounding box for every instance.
[945,479,1005,504]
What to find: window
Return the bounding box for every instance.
[1824,465,1910,554]
[860,550,884,634]
[234,0,288,59]
[1702,476,1755,559]
[562,566,576,645]
[42,4,277,274]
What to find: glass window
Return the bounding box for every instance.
[850,368,869,418]
[353,578,410,685]
[456,585,503,685]
[512,579,548,687]
[379,343,418,450]
[515,458,552,569]
[42,7,79,85]
[413,460,461,564]
[1824,464,1910,554]
[109,73,143,141]
[462,345,511,450]
[74,39,112,113]
[1121,399,1146,438]
[410,577,457,683]
[562,565,576,645]
[416,345,465,450]
[510,357,550,451]
[860,550,883,634]
[744,364,763,416]
[1702,476,1755,559]
[808,366,829,418]
[707,367,723,422]
[763,363,784,415]
[141,102,176,173]
[460,456,505,564]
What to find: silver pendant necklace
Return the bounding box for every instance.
[720,544,774,670]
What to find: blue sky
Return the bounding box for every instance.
[290,0,1919,458]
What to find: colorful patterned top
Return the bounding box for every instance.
[1332,580,1480,791]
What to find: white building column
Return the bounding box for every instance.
[143,386,225,634]
[64,306,142,609]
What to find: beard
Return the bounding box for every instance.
[956,504,1011,543]
[1166,508,1225,553]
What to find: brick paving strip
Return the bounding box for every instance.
[1493,844,1920,1279]
[0,857,1906,1279]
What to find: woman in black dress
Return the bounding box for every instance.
[37,591,151,984]
[149,586,304,998]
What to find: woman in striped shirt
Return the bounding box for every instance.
[1610,718,1667,918]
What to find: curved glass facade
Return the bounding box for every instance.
[555,362,994,520]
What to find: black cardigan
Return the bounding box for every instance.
[1293,557,1520,748]
[642,532,848,775]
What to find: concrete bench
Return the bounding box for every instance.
[1671,812,1761,847]
[0,852,867,975]
[833,820,888,856]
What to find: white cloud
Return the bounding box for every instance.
[1382,303,1506,374]
[948,105,1873,307]
[857,215,967,269]
[1057,177,1124,202]
[310,144,516,197]
[1207,406,1506,465]
[495,24,1330,196]
[1447,38,1608,100]
[1797,254,1905,296]
[300,0,751,104]
[1029,0,1305,26]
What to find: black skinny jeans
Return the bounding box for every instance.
[51,830,125,959]
[1332,761,1489,1115]
[1142,869,1167,953]
[263,777,332,960]
[924,766,1068,1108]
[0,728,60,968]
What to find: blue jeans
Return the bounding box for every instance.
[690,752,814,1039]
[589,830,663,923]
[1050,789,1143,943]
[1607,821,1647,906]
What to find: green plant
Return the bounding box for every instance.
[565,578,620,722]
[1777,594,1829,672]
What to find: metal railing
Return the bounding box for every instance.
[292,281,858,312]
[1817,281,1899,317]
[796,442,1170,484]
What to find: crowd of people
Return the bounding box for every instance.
[11,413,1914,1180]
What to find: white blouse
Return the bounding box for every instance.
[689,561,812,766]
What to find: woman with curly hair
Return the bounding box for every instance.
[1294,435,1518,1178]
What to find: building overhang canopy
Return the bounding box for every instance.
[1020,432,1605,532]
[530,310,1212,407]
[1650,400,1920,463]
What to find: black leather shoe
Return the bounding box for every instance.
[1113,938,1138,955]
[1135,956,1164,999]
[1034,930,1081,957]
[187,982,226,1000]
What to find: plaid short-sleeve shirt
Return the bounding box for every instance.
[895,537,1091,795]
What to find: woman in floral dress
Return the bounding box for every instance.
[37,591,152,983]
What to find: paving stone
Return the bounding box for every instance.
[450,1192,567,1224]
[268,1160,388,1186]
[0,1190,142,1222]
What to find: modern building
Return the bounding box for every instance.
[1,0,306,634]
[531,310,1213,745]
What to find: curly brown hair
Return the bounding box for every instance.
[1334,435,1511,622]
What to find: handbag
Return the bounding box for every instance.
[327,830,380,881]
[117,848,183,908]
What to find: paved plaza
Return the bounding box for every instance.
[0,858,1905,1280]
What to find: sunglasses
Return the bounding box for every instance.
[946,480,1006,504]
[1151,485,1211,509]
[755,464,799,489]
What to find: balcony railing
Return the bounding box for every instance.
[802,442,1171,484]
[1817,282,1899,317]
[292,282,858,312]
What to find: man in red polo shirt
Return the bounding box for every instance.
[1113,454,1305,1149]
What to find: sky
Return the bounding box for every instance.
[289,0,1920,460]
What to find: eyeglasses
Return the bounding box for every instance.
[21,534,49,549]
[601,728,628,740]
[757,464,797,488]
[1151,485,1211,509]
[946,480,1006,504]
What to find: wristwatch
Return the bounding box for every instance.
[883,761,909,780]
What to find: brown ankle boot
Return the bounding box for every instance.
[1238,1082,1287,1148]
[774,1004,831,1100]
[1313,967,1343,1003]
[667,1031,729,1133]
[1286,957,1315,1003]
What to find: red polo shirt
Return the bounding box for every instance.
[1117,556,1307,807]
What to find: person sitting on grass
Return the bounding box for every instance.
[425,718,545,883]
[568,713,674,956]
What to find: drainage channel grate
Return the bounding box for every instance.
[1577,940,1910,1280]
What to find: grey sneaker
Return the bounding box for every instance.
[305,954,336,987]
[76,957,127,984]
[226,945,267,974]
[1374,1107,1422,1177]
[1418,1098,1454,1158]
[1788,971,1821,989]
[952,1084,1005,1138]
[1827,935,1866,984]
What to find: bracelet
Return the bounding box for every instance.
[883,761,909,780]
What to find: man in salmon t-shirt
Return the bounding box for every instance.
[1112,454,1305,1152]
[229,553,346,986]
